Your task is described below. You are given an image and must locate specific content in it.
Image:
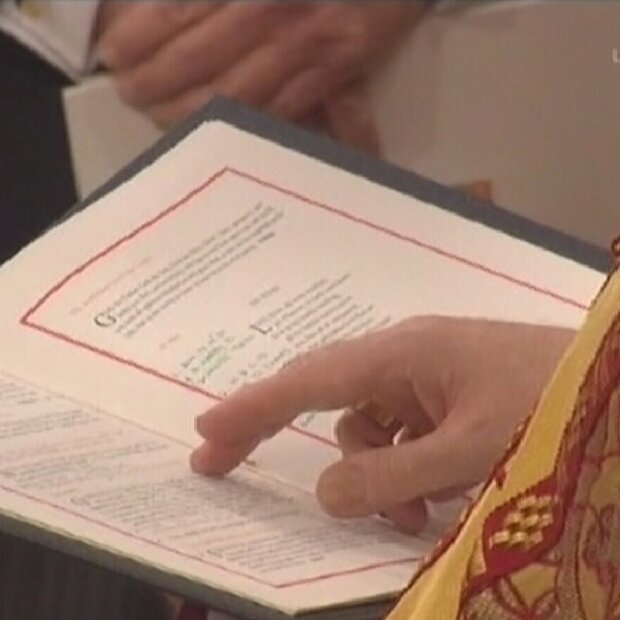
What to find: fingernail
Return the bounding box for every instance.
[195,413,214,437]
[317,463,367,517]
[190,442,213,474]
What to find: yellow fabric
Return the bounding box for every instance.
[389,268,620,619]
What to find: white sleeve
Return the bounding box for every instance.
[0,0,101,80]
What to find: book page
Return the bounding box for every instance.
[0,371,425,614]
[3,150,602,477]
[13,162,602,468]
[0,120,605,611]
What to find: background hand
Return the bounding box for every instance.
[192,317,574,533]
[96,1,424,152]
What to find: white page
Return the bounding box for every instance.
[0,120,605,611]
[0,120,603,422]
[0,371,426,614]
[10,158,603,477]
[0,119,604,489]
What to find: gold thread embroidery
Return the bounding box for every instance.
[489,495,557,550]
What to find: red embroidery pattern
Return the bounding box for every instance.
[457,308,620,618]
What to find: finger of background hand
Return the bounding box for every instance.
[146,82,214,129]
[94,1,132,39]
[113,3,304,107]
[147,40,307,128]
[298,106,329,133]
[98,1,222,69]
[323,82,381,156]
[266,66,335,122]
[264,2,373,122]
[196,333,396,451]
[316,417,484,518]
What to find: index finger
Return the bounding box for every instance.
[195,331,395,455]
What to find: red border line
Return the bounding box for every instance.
[21,167,228,323]
[23,323,338,450]
[228,168,588,311]
[25,322,220,399]
[19,167,589,449]
[0,377,419,591]
[9,165,573,591]
[20,166,589,329]
[0,481,420,590]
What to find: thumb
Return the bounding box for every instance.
[316,417,484,518]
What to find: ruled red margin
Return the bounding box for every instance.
[11,166,587,590]
[0,480,423,590]
[20,166,588,450]
[0,397,420,590]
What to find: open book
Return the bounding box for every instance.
[0,100,608,619]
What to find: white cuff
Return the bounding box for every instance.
[0,0,101,80]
